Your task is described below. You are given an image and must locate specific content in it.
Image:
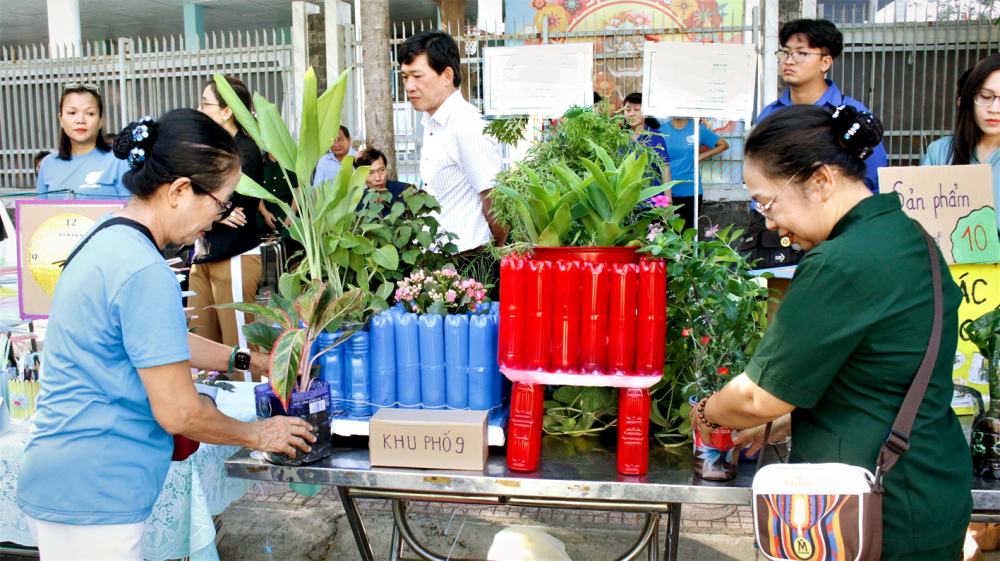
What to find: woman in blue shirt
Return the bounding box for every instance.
[35,84,129,200]
[17,110,314,560]
[659,117,729,230]
[922,53,1000,235]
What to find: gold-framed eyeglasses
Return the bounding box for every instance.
[751,170,801,221]
[774,50,828,63]
[973,91,1000,107]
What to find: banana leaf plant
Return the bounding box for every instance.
[212,68,383,307]
[218,281,367,409]
[497,141,678,247]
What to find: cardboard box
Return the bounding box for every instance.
[369,409,488,470]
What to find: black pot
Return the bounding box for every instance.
[254,379,334,466]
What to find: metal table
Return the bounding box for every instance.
[227,437,1000,561]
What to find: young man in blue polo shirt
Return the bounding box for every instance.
[758,19,888,193]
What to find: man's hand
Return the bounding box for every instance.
[260,207,278,230]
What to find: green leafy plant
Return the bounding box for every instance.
[489,105,668,243]
[965,309,1000,399]
[641,218,773,445]
[218,281,367,408]
[192,371,236,392]
[543,386,618,437]
[483,118,529,146]
[497,143,673,247]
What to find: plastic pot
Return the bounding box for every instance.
[254,379,333,466]
[531,246,641,263]
[690,396,739,481]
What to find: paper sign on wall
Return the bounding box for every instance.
[950,263,1000,414]
[483,43,593,117]
[879,165,999,265]
[16,200,126,319]
[640,42,757,122]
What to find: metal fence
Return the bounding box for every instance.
[831,11,1000,167]
[0,30,292,188]
[375,15,760,186]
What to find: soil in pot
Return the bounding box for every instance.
[254,379,333,466]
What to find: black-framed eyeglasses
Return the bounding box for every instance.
[191,183,233,215]
[774,50,828,63]
[63,82,100,93]
[973,91,1000,107]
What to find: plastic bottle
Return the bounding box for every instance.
[394,313,421,409]
[635,258,667,376]
[506,382,544,471]
[345,331,372,418]
[551,260,581,373]
[445,314,470,409]
[370,313,397,411]
[524,259,553,371]
[468,314,493,411]
[579,262,609,373]
[617,388,650,475]
[607,263,639,375]
[418,314,446,409]
[489,313,505,409]
[314,330,345,414]
[498,256,527,370]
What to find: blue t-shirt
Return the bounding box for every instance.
[636,128,671,187]
[17,219,190,525]
[659,120,721,197]
[313,148,357,185]
[35,149,130,200]
[922,136,1000,232]
[757,80,889,194]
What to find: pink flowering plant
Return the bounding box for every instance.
[395,267,490,316]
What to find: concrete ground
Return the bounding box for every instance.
[217,481,760,560]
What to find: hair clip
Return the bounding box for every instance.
[831,105,846,120]
[843,122,861,140]
[128,147,146,168]
[132,124,150,143]
[139,115,153,124]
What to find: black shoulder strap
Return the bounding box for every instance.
[61,217,158,269]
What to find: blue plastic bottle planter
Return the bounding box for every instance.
[418,314,447,409]
[394,313,421,409]
[370,314,397,411]
[468,315,493,411]
[314,330,345,414]
[444,315,470,409]
[346,331,372,418]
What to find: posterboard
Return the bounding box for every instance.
[16,200,126,319]
[950,263,1000,414]
[640,42,757,122]
[880,165,999,265]
[483,43,593,117]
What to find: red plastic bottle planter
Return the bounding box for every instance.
[499,251,666,475]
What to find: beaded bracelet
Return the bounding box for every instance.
[697,394,721,430]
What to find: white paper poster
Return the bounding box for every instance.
[484,43,593,117]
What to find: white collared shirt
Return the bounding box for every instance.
[420,90,502,252]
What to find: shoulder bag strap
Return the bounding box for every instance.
[872,226,943,492]
[62,217,158,270]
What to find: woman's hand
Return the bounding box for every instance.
[689,398,716,444]
[219,206,247,229]
[260,207,278,230]
[250,416,316,456]
[732,414,792,456]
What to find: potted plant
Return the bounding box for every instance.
[967,309,1000,478]
[191,370,236,403]
[641,221,772,480]
[221,281,367,465]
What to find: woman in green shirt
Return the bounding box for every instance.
[693,104,972,559]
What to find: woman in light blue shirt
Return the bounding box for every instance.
[922,53,1000,233]
[18,110,314,560]
[35,84,129,200]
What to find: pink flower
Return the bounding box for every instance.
[475,290,486,300]
[445,290,457,302]
[651,194,671,207]
[681,328,691,337]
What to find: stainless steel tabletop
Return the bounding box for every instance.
[227,437,752,506]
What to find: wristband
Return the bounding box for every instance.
[228,345,239,375]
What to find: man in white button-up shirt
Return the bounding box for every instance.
[399,30,506,253]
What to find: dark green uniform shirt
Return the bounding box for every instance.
[746,194,973,554]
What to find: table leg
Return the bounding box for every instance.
[506,381,543,471]
[663,503,681,561]
[337,486,375,561]
[617,388,650,475]
[390,501,404,561]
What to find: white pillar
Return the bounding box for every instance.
[801,0,818,19]
[291,1,321,136]
[47,0,81,58]
[760,0,780,113]
[325,0,357,135]
[477,0,504,33]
